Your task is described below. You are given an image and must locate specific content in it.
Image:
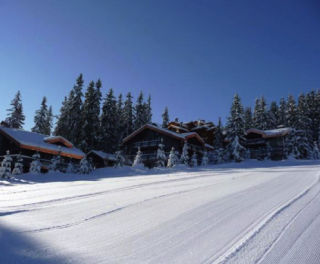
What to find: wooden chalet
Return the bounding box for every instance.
[0,126,84,170]
[122,123,214,167]
[86,150,116,168]
[245,127,291,160]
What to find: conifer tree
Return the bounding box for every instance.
[213,118,224,149]
[81,81,101,152]
[180,142,190,166]
[162,107,169,128]
[134,92,146,130]
[268,101,279,129]
[116,93,125,146]
[145,95,152,123]
[278,98,287,126]
[6,91,25,129]
[156,142,167,167]
[167,147,178,168]
[286,95,297,128]
[123,92,134,137]
[132,147,144,168]
[32,97,51,135]
[100,88,118,152]
[191,152,198,167]
[47,106,53,135]
[253,97,268,130]
[297,94,312,144]
[54,96,69,137]
[201,151,209,166]
[244,107,253,131]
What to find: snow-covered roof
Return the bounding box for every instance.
[0,126,84,159]
[122,124,205,145]
[43,136,74,148]
[246,128,292,138]
[87,150,116,161]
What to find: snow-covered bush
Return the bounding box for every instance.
[49,155,61,172]
[79,157,92,174]
[312,142,320,160]
[180,142,189,166]
[0,150,13,178]
[191,152,198,167]
[132,148,144,168]
[167,147,178,168]
[201,151,209,166]
[156,143,166,167]
[12,154,23,175]
[114,151,125,168]
[30,152,41,173]
[66,161,76,173]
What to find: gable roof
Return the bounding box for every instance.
[246,127,292,138]
[87,150,116,161]
[0,126,84,159]
[122,124,205,145]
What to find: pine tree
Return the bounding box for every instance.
[80,81,101,152]
[66,161,75,173]
[253,97,268,130]
[312,142,320,160]
[134,92,146,130]
[213,118,224,149]
[123,92,134,137]
[286,95,297,128]
[145,95,152,123]
[156,142,167,167]
[244,107,253,131]
[30,152,42,173]
[12,154,23,175]
[116,93,125,146]
[167,147,178,168]
[100,88,118,152]
[0,150,12,178]
[306,91,320,142]
[268,101,279,129]
[229,135,246,162]
[180,142,189,166]
[79,157,92,174]
[162,107,169,128]
[32,97,51,135]
[54,96,69,137]
[114,150,125,168]
[201,151,209,166]
[278,98,287,126]
[132,147,144,168]
[226,94,245,141]
[6,91,25,129]
[297,94,312,145]
[47,106,53,135]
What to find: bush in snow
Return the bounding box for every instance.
[180,142,189,166]
[114,150,125,168]
[156,142,167,167]
[201,151,209,166]
[12,154,24,175]
[191,152,198,167]
[66,161,76,173]
[132,147,144,168]
[312,142,320,160]
[79,157,92,174]
[49,155,62,172]
[0,150,13,178]
[30,152,42,173]
[167,147,178,168]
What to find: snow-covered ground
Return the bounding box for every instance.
[1,160,320,264]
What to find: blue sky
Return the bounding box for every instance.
[0,0,319,130]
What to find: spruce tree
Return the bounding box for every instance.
[116,93,125,146]
[32,97,51,135]
[100,88,118,152]
[145,95,152,123]
[213,117,224,149]
[244,107,253,131]
[253,97,268,130]
[47,106,53,135]
[123,92,134,137]
[278,98,287,126]
[286,95,297,128]
[54,96,69,137]
[134,92,151,129]
[6,91,25,129]
[268,101,279,129]
[162,107,169,128]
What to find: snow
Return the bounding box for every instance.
[246,127,292,138]
[0,126,84,157]
[1,160,320,263]
[87,150,116,161]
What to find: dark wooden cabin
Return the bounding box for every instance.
[0,126,84,170]
[245,127,291,160]
[122,124,213,167]
[86,150,116,168]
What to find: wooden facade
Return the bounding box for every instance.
[86,150,116,168]
[122,124,212,167]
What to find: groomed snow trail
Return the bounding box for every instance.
[0,161,319,264]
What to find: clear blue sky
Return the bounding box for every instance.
[0,0,319,130]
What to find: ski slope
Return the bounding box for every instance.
[1,161,320,263]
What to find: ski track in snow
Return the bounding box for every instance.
[1,161,320,264]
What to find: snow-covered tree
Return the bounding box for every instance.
[66,161,76,173]
[114,150,125,168]
[32,97,51,135]
[253,97,268,130]
[132,147,144,168]
[180,142,189,166]
[49,155,61,172]
[54,96,70,138]
[244,107,253,131]
[162,107,169,128]
[278,98,287,126]
[6,91,25,129]
[100,88,118,153]
[80,80,102,152]
[191,152,198,167]
[123,92,134,138]
[312,142,320,160]
[156,142,167,167]
[30,152,41,173]
[213,118,224,149]
[228,135,246,162]
[297,94,312,146]
[12,154,23,175]
[0,150,12,178]
[47,106,54,135]
[286,95,297,128]
[79,157,92,174]
[134,92,147,130]
[167,147,178,167]
[201,151,209,166]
